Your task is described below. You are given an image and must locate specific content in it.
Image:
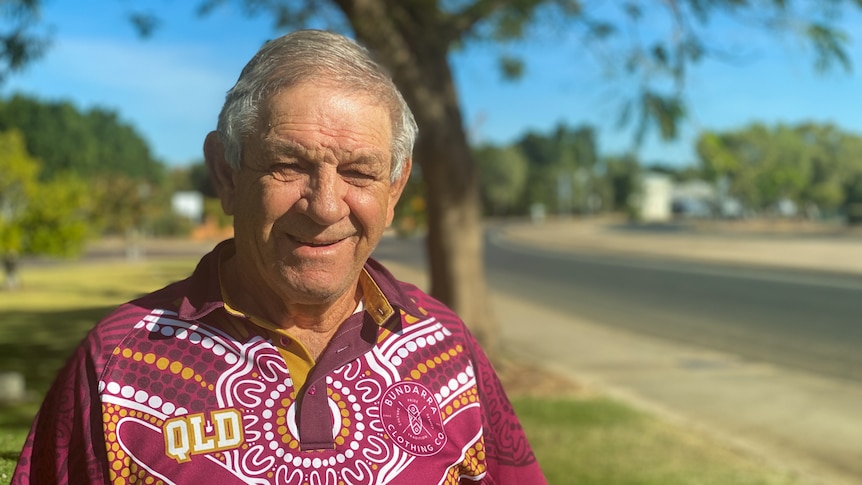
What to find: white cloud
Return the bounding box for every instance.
[3,34,259,164]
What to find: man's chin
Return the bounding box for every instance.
[277,270,356,306]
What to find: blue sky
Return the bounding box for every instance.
[3,1,860,168]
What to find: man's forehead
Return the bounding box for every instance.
[256,84,391,143]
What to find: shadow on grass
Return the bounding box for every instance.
[0,306,116,396]
[0,306,118,472]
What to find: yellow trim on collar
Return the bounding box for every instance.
[359,268,395,325]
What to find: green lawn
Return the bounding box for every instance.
[0,254,808,484]
[513,396,805,485]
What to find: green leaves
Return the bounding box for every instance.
[0,94,164,182]
[475,144,529,215]
[0,130,92,259]
[0,0,49,84]
[806,23,851,73]
[695,123,862,215]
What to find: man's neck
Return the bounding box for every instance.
[220,253,362,354]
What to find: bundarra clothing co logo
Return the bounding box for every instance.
[379,381,448,456]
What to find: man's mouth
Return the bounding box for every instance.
[291,236,342,247]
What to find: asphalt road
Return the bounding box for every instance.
[373,228,862,384]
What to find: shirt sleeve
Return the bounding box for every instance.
[465,332,549,485]
[12,336,109,485]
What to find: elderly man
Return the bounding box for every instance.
[14,30,547,484]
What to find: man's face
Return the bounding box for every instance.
[222,82,408,308]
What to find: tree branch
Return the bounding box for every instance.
[447,0,510,40]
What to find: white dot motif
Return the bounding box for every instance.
[448,378,459,391]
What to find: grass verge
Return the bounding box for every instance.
[512,396,805,485]
[0,252,808,484]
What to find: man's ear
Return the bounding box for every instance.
[386,157,413,227]
[204,131,237,216]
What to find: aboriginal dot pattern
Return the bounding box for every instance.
[103,403,165,485]
[94,290,504,484]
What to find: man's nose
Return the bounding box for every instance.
[302,170,349,224]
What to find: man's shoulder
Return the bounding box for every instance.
[366,258,462,322]
[93,278,192,339]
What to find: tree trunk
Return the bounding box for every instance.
[3,254,20,290]
[415,97,497,358]
[337,0,499,358]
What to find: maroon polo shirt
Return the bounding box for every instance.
[13,240,547,484]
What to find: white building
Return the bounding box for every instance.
[639,173,673,222]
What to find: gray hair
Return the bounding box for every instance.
[216,30,417,182]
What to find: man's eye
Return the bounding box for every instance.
[340,165,380,183]
[343,170,372,179]
[271,163,303,180]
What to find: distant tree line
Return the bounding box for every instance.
[470,122,862,223]
[471,123,642,220]
[696,123,862,220]
[0,94,218,288]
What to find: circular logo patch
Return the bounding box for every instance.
[379,381,447,456]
